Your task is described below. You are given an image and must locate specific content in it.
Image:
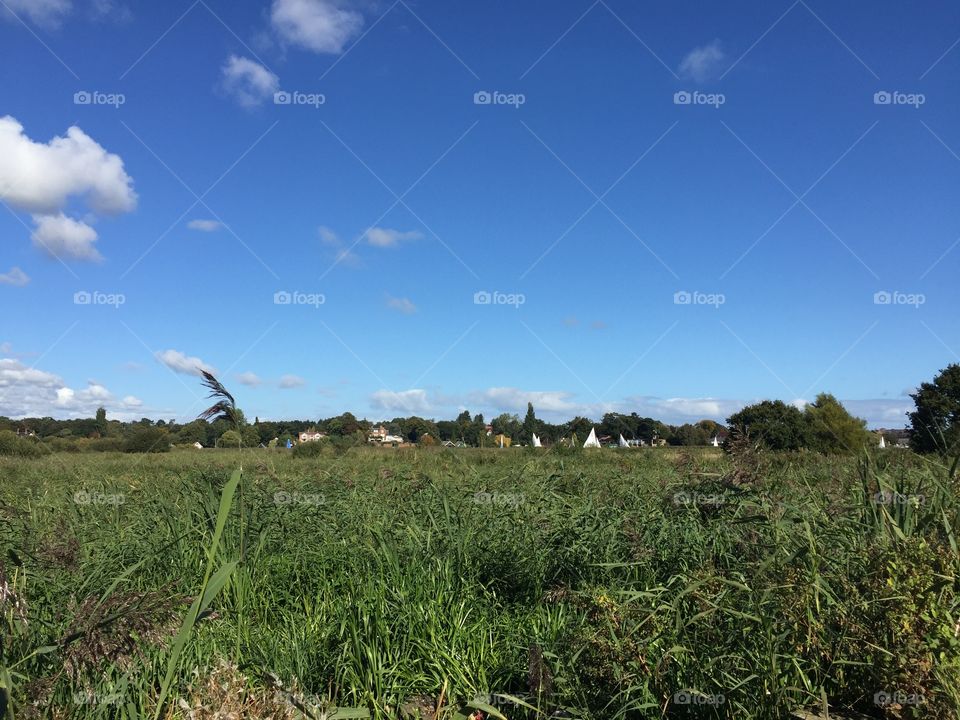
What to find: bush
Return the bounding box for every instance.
[292,440,328,458]
[124,427,171,453]
[0,430,43,457]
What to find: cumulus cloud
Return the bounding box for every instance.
[221,55,279,108]
[386,296,416,314]
[0,116,136,215]
[365,227,422,248]
[279,374,306,388]
[0,267,30,286]
[236,371,262,387]
[370,388,432,414]
[270,0,364,54]
[0,358,143,419]
[31,213,100,261]
[678,40,727,82]
[2,0,71,28]
[187,219,223,232]
[155,349,216,377]
[0,115,136,261]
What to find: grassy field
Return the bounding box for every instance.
[1,445,958,719]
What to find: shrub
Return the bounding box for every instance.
[124,427,171,453]
[0,430,43,457]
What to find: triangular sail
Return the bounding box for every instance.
[879,435,886,449]
[711,436,720,447]
[619,434,628,447]
[583,427,601,448]
[532,434,542,448]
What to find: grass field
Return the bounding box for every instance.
[1,445,958,719]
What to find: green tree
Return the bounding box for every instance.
[521,403,538,445]
[804,393,870,454]
[219,429,242,447]
[727,400,808,451]
[124,427,170,453]
[95,407,107,437]
[909,364,960,454]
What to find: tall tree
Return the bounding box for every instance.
[909,364,960,454]
[727,400,808,451]
[521,402,538,445]
[804,393,870,454]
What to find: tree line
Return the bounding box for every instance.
[1,364,958,457]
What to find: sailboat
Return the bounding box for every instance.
[711,436,720,448]
[879,434,886,449]
[618,434,629,448]
[499,435,504,449]
[583,427,601,448]
[532,433,542,448]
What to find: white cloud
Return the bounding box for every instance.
[474,387,580,415]
[31,213,100,261]
[370,388,432,414]
[0,358,144,419]
[386,296,417,314]
[221,55,279,108]
[237,371,262,387]
[678,40,726,82]
[2,0,72,28]
[270,0,364,54]
[365,227,422,248]
[279,374,306,388]
[187,219,223,232]
[318,225,339,245]
[0,116,136,215]
[155,349,216,377]
[0,266,30,286]
[91,0,132,23]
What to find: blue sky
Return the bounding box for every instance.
[1,0,958,427]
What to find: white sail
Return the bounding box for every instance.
[499,435,504,448]
[711,436,720,447]
[618,434,629,447]
[532,433,542,448]
[583,427,601,448]
[879,435,886,449]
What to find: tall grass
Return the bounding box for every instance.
[0,446,957,718]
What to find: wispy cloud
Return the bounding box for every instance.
[236,371,262,387]
[365,227,422,248]
[155,349,216,377]
[221,55,279,108]
[0,266,30,287]
[187,219,223,232]
[678,40,727,82]
[387,296,417,314]
[279,374,306,389]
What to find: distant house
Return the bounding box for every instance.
[298,429,326,443]
[650,438,667,447]
[368,424,388,443]
[384,434,404,444]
